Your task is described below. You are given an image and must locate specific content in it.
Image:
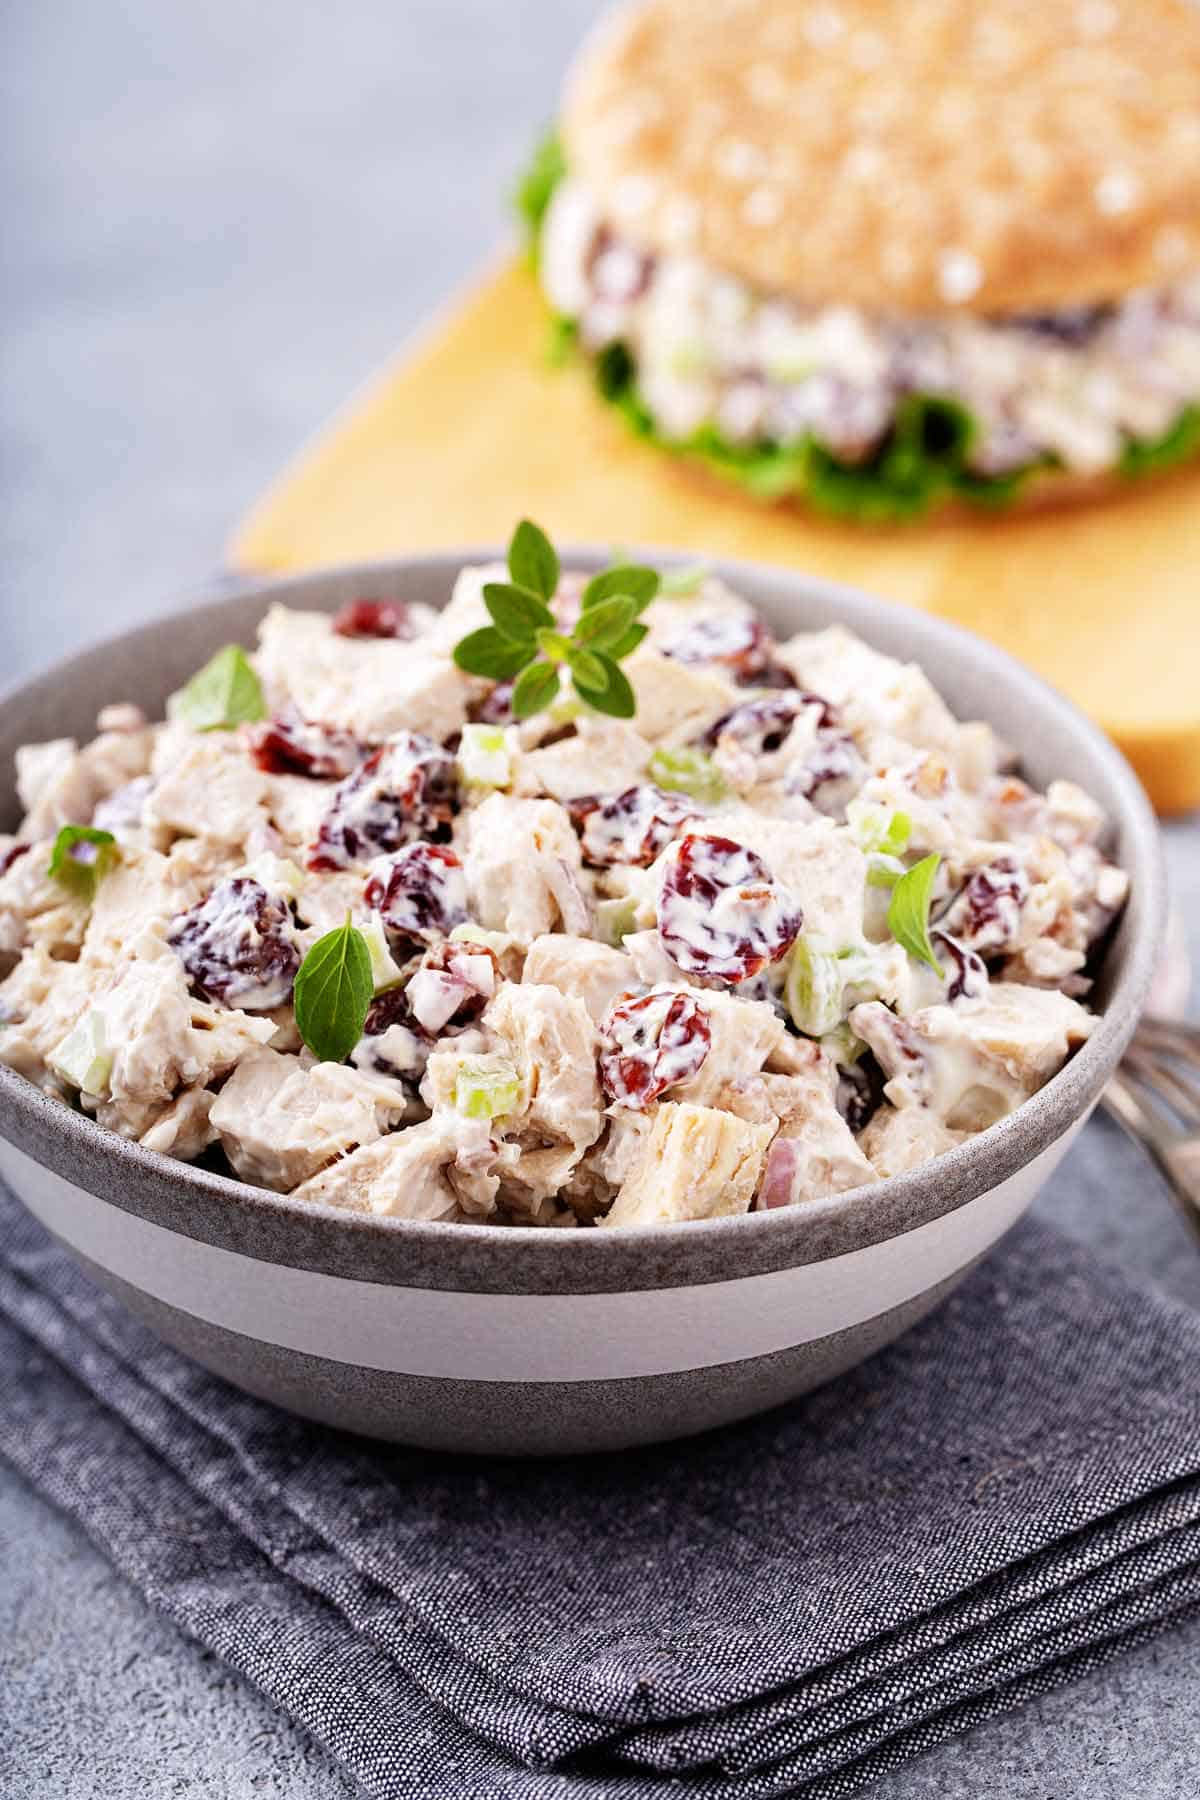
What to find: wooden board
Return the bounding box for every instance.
[232,259,1200,814]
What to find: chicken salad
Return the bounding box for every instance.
[0,531,1128,1227]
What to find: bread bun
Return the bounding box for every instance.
[562,0,1200,316]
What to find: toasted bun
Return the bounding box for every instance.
[562,0,1200,316]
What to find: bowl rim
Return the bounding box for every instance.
[0,547,1164,1292]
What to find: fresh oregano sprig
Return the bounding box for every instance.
[293,915,373,1064]
[887,853,944,975]
[452,520,659,720]
[47,825,120,901]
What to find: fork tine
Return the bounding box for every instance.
[1102,1070,1177,1159]
[1135,1016,1200,1069]
[1124,1045,1200,1129]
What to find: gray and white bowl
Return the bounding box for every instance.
[0,553,1163,1455]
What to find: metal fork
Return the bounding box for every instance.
[1102,1017,1200,1247]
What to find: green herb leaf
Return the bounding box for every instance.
[171,644,266,731]
[47,825,119,901]
[482,580,554,641]
[508,519,559,602]
[605,622,649,660]
[572,594,638,649]
[581,565,660,612]
[535,626,572,663]
[452,627,535,680]
[574,653,635,719]
[513,126,566,262]
[887,853,943,973]
[293,917,373,1065]
[511,659,561,719]
[567,646,608,691]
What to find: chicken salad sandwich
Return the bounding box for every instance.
[522,0,1200,521]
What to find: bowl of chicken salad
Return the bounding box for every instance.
[0,529,1161,1453]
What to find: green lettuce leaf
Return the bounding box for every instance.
[514,126,566,268]
[1119,405,1200,480]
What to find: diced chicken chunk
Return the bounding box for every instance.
[522,934,637,1025]
[748,1049,877,1205]
[147,737,270,847]
[483,981,603,1153]
[850,983,1095,1132]
[291,1118,472,1220]
[209,1047,408,1191]
[462,794,591,943]
[517,720,652,803]
[256,603,469,743]
[859,1104,968,1177]
[138,1088,218,1161]
[622,647,737,744]
[601,1101,776,1228]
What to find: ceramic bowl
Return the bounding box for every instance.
[0,552,1163,1454]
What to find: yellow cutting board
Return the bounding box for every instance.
[232,259,1200,814]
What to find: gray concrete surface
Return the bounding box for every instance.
[2,2,1199,1795]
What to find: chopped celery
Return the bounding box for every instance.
[866,854,907,889]
[658,562,709,597]
[785,936,846,1037]
[458,722,512,789]
[595,894,639,947]
[359,915,404,991]
[820,1022,868,1068]
[236,852,305,901]
[647,746,729,805]
[847,799,912,857]
[454,1056,521,1121]
[49,1010,112,1096]
[547,690,584,726]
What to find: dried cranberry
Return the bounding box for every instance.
[469,680,514,726]
[363,984,412,1038]
[248,709,363,780]
[353,986,429,1082]
[934,932,988,1004]
[937,857,1029,956]
[308,733,456,871]
[569,784,696,868]
[836,1054,885,1134]
[332,598,419,640]
[404,939,499,1034]
[599,989,712,1109]
[749,662,798,691]
[703,690,836,755]
[167,877,299,1010]
[662,613,773,681]
[364,842,467,944]
[786,733,864,815]
[0,842,31,878]
[658,834,802,984]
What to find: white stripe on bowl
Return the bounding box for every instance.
[0,1125,1080,1383]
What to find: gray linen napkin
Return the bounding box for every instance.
[3,1176,1200,1800]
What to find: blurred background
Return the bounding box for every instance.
[3,3,1199,1796]
[1,0,601,672]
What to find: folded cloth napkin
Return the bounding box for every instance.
[3,1177,1200,1800]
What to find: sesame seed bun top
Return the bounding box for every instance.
[561,0,1200,316]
